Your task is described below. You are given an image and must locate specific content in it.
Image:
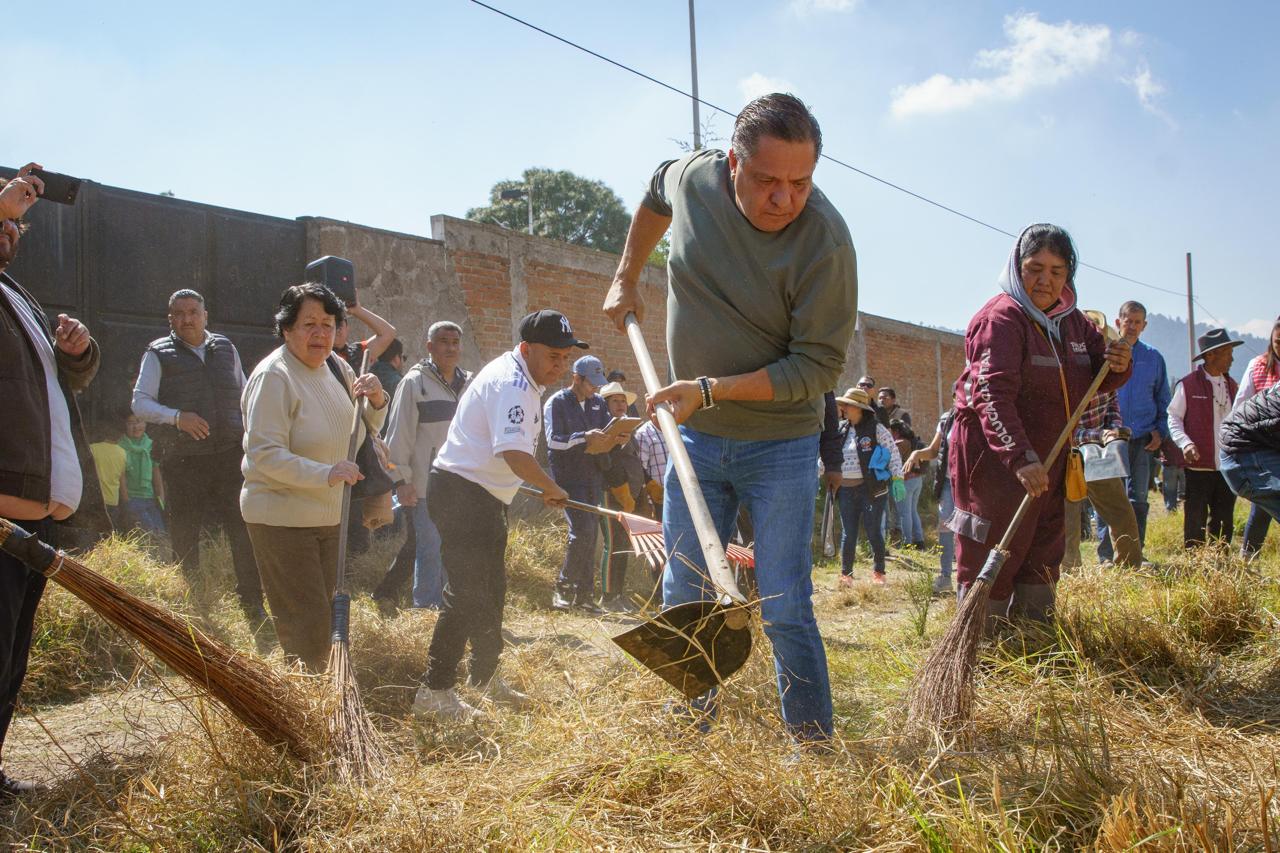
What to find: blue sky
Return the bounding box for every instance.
[9,0,1278,338]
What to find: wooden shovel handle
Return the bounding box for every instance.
[624,314,745,607]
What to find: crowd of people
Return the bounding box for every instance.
[2,92,1278,793]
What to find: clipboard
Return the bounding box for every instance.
[601,416,644,438]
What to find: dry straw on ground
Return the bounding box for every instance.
[2,509,1278,849]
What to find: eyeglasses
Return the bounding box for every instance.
[856,382,873,389]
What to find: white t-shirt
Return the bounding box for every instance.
[1,282,83,510]
[434,348,545,504]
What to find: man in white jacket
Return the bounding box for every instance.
[382,322,472,609]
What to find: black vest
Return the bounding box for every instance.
[150,332,244,459]
[839,416,880,479]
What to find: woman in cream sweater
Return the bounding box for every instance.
[240,283,386,671]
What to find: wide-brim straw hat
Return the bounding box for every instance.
[1082,309,1121,344]
[1193,327,1244,361]
[835,386,875,411]
[598,381,637,406]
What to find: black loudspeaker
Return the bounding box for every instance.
[305,255,356,306]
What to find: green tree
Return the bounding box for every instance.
[647,234,671,267]
[467,168,632,255]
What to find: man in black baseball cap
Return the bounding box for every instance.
[520,309,590,350]
[411,309,579,722]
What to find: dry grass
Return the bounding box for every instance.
[2,507,1278,849]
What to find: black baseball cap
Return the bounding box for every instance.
[519,310,589,349]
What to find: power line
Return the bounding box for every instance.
[468,1,1239,319]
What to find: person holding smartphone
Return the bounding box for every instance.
[0,163,103,796]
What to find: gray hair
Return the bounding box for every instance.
[168,289,205,309]
[427,320,463,341]
[1118,300,1147,318]
[731,93,822,162]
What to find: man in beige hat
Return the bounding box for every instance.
[1063,311,1144,569]
[597,381,647,611]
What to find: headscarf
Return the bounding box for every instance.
[998,225,1078,343]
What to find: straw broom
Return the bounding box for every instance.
[327,351,387,780]
[0,518,317,762]
[907,362,1112,732]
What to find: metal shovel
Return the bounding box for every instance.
[608,314,753,700]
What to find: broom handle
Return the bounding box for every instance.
[334,350,371,597]
[518,485,621,520]
[623,313,745,607]
[992,362,1112,554]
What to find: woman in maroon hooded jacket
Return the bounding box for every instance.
[949,224,1132,626]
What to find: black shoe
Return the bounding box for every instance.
[374,596,399,619]
[0,773,49,798]
[551,591,573,611]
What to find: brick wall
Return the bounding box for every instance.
[428,216,669,398]
[307,214,965,431]
[851,314,966,433]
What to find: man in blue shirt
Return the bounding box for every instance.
[1105,300,1171,559]
[545,355,627,613]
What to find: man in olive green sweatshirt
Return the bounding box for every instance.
[604,93,858,743]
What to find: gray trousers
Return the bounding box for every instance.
[245,523,339,672]
[1063,477,1143,568]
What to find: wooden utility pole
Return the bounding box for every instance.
[1185,252,1196,365]
[689,0,701,150]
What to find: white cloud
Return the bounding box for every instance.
[789,0,858,14]
[890,13,1112,118]
[739,72,798,102]
[1236,318,1276,339]
[1125,60,1174,126]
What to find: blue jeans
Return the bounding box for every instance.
[412,499,445,608]
[837,482,888,574]
[663,429,831,741]
[557,481,601,599]
[1100,439,1155,561]
[125,497,166,535]
[1242,504,1273,558]
[938,480,955,579]
[1162,465,1184,512]
[1221,448,1280,528]
[897,477,925,544]
[1127,440,1154,542]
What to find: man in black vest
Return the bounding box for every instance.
[1,164,104,796]
[131,290,264,620]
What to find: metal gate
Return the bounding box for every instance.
[3,169,306,426]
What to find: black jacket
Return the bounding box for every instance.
[0,272,106,530]
[1221,384,1280,454]
[819,391,843,473]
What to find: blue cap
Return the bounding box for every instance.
[573,355,608,386]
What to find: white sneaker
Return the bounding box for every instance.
[412,686,480,722]
[475,675,531,710]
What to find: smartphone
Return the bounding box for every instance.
[305,256,357,306]
[30,169,82,205]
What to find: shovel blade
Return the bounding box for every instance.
[612,601,753,699]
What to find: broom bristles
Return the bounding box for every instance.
[45,553,317,762]
[906,576,995,732]
[327,639,386,781]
